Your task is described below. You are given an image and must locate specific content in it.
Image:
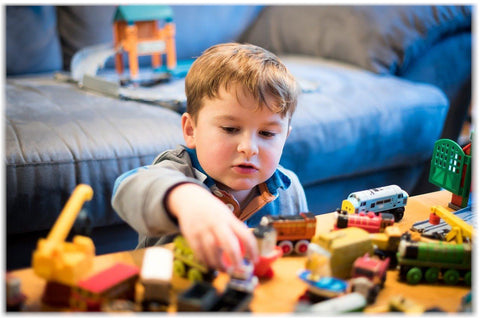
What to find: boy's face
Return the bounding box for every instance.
[182,85,291,192]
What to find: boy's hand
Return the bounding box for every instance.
[167,183,259,271]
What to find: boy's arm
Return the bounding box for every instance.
[111,165,205,236]
[112,165,258,270]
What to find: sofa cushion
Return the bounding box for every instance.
[6,6,63,75]
[279,55,449,186]
[6,75,184,235]
[57,6,117,70]
[240,5,472,75]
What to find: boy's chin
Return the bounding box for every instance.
[218,180,257,192]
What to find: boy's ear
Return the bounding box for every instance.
[181,113,196,148]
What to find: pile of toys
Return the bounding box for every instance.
[6,137,473,313]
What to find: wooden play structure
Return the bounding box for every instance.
[113,5,177,79]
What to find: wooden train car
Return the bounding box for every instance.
[335,209,395,233]
[341,185,408,222]
[140,247,173,311]
[397,238,472,285]
[260,212,317,255]
[70,263,139,311]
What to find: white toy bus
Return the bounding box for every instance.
[341,185,408,222]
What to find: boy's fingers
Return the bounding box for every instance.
[233,222,259,264]
[201,232,223,269]
[216,228,243,270]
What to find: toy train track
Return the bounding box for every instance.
[411,206,475,239]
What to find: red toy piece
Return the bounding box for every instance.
[70,263,139,311]
[334,209,395,233]
[253,224,283,279]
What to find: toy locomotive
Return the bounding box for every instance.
[341,185,408,222]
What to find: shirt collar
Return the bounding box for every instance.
[185,147,291,194]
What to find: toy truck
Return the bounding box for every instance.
[311,227,374,279]
[32,184,95,286]
[260,212,317,255]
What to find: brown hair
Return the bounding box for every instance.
[185,43,298,121]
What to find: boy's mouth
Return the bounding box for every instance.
[236,163,258,169]
[233,163,259,173]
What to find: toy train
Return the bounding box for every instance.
[397,238,472,285]
[260,212,316,255]
[341,185,408,222]
[334,209,395,233]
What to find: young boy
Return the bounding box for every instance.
[112,43,308,271]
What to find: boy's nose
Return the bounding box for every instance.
[237,134,258,158]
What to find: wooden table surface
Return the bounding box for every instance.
[9,190,471,313]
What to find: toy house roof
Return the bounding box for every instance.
[114,5,173,23]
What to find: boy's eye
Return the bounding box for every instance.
[221,127,239,134]
[260,131,276,138]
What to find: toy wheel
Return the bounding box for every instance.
[406,267,423,284]
[393,208,404,222]
[187,268,203,282]
[279,241,293,255]
[443,269,460,285]
[424,267,439,283]
[464,271,472,286]
[294,240,310,254]
[173,259,186,278]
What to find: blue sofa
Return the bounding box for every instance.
[6,5,472,270]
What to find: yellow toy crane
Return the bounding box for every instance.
[429,205,474,244]
[32,184,95,286]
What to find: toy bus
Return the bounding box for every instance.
[70,263,139,311]
[260,212,317,255]
[341,185,408,222]
[334,209,395,233]
[397,238,472,285]
[140,247,173,311]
